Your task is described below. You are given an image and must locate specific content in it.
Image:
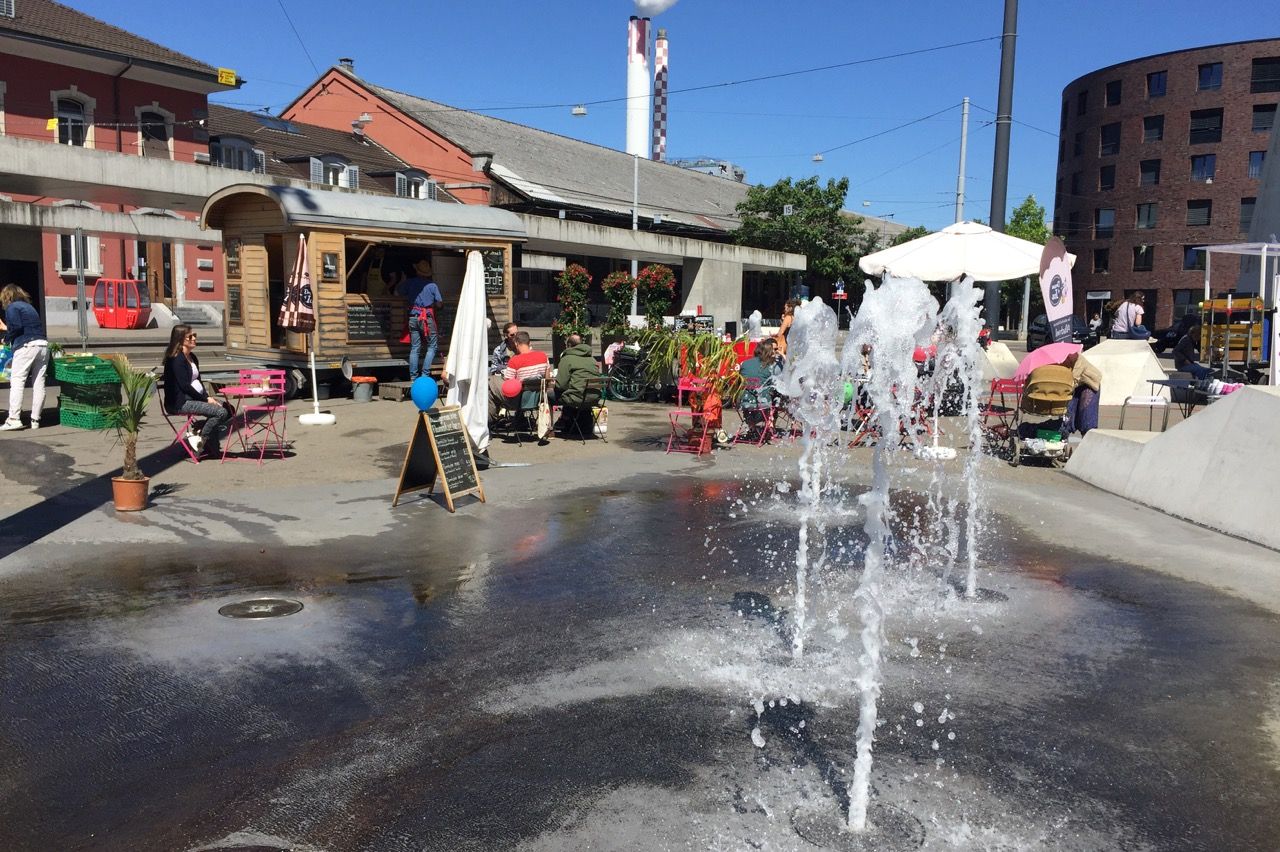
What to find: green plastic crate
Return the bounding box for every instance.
[59,398,114,430]
[60,381,121,407]
[54,356,120,385]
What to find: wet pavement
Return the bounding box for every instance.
[2,473,1279,851]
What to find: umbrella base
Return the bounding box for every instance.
[299,412,337,426]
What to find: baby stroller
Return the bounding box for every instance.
[1008,365,1074,468]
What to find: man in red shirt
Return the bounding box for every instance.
[502,332,552,388]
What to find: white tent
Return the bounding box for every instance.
[859,221,1076,281]
[444,251,490,454]
[1196,241,1280,387]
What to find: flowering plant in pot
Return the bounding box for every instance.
[551,263,592,340]
[103,355,157,511]
[600,270,635,351]
[636,264,676,329]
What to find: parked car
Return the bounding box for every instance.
[1151,313,1200,354]
[1025,314,1095,352]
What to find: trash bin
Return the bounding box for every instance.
[351,375,377,402]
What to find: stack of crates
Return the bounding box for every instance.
[54,355,121,430]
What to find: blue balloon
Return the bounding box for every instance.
[410,376,439,411]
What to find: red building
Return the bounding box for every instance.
[1054,39,1280,328]
[0,0,237,326]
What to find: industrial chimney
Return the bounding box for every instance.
[651,28,668,162]
[626,16,651,158]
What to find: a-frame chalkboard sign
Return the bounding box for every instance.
[392,406,485,511]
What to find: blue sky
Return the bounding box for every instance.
[76,0,1276,231]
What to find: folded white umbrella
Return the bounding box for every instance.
[444,250,490,453]
[858,221,1075,281]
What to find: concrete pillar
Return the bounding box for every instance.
[680,257,743,330]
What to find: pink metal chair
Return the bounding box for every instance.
[733,377,776,446]
[667,410,712,455]
[227,369,288,462]
[158,395,201,463]
[676,375,707,408]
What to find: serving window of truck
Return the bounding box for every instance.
[201,184,527,373]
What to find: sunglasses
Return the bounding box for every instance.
[186,333,198,340]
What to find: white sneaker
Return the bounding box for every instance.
[187,433,204,454]
[0,420,24,431]
[29,421,38,430]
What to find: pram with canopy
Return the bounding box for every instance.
[1008,364,1074,467]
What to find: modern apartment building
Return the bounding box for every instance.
[1054,39,1279,326]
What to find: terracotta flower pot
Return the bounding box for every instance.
[111,476,150,512]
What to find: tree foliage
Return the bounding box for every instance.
[1000,195,1050,321]
[733,176,872,284]
[891,225,931,247]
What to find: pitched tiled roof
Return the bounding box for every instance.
[208,104,413,193]
[360,77,751,232]
[0,0,220,77]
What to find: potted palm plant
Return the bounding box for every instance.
[104,354,158,511]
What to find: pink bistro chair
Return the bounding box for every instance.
[158,394,200,463]
[229,369,288,462]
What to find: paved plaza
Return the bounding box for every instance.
[1,388,1278,851]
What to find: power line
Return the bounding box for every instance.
[276,0,320,77]
[817,103,962,156]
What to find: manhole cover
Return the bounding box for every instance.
[218,598,304,619]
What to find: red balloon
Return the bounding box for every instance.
[501,378,522,398]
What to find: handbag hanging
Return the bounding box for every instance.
[536,386,552,439]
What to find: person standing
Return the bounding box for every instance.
[162,324,231,457]
[0,285,50,431]
[775,299,799,358]
[398,257,443,380]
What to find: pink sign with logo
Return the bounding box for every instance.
[1039,237,1074,343]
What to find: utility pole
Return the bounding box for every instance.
[630,154,640,316]
[986,0,1018,332]
[955,97,969,223]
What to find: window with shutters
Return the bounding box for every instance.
[1188,108,1222,144]
[1132,245,1154,272]
[1147,70,1167,98]
[1099,164,1115,191]
[1143,114,1164,142]
[1099,123,1121,156]
[1251,57,1280,93]
[1093,248,1110,274]
[0,0,13,17]
[1139,159,1161,185]
[1105,80,1122,106]
[1190,154,1216,182]
[1094,208,1115,239]
[1183,246,1206,271]
[1136,203,1158,230]
[1254,104,1277,132]
[396,170,436,200]
[1248,151,1265,179]
[1198,62,1222,91]
[1186,199,1212,227]
[310,156,356,187]
[1241,197,1256,232]
[57,233,102,275]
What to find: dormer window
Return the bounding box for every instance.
[210,137,265,172]
[396,169,437,200]
[310,155,359,189]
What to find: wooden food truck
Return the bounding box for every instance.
[201,184,526,392]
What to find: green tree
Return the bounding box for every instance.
[891,225,931,247]
[733,176,872,285]
[1001,195,1050,323]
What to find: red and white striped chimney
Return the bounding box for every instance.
[626,16,651,158]
[651,28,668,162]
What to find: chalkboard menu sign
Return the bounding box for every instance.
[482,250,505,297]
[347,301,394,342]
[226,284,242,324]
[392,406,485,512]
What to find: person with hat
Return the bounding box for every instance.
[398,257,443,380]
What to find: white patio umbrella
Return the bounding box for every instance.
[444,250,490,454]
[858,221,1075,281]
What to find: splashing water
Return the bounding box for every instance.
[776,299,842,659]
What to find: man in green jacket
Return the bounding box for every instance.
[555,334,600,433]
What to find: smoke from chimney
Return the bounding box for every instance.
[652,29,669,162]
[635,0,680,14]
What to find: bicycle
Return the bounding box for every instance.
[605,346,650,402]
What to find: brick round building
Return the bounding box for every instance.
[1054,39,1279,328]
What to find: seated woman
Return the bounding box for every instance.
[1173,323,1245,395]
[162,324,232,457]
[1061,351,1101,436]
[737,339,781,439]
